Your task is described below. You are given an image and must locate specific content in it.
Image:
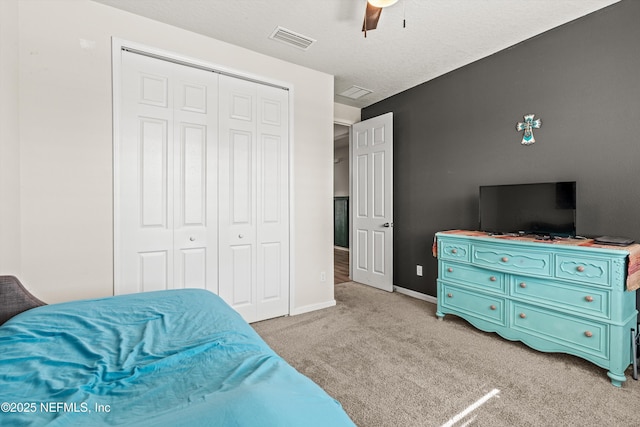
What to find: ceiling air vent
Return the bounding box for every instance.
[269,26,316,50]
[338,86,373,100]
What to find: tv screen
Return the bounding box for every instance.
[479,181,576,237]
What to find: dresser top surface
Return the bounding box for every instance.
[436,230,639,256]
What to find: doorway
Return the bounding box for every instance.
[334,123,350,284]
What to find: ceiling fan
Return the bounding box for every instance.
[362,0,399,37]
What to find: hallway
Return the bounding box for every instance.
[334,248,349,284]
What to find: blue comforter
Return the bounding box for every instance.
[0,289,355,426]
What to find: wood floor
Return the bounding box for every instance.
[334,248,350,284]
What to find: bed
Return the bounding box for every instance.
[0,276,355,426]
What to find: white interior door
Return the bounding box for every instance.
[351,113,393,292]
[116,50,218,294]
[218,75,289,323]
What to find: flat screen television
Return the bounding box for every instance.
[479,181,576,237]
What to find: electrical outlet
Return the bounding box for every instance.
[320,271,326,282]
[416,265,423,276]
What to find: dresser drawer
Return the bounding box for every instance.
[472,244,552,277]
[555,255,611,287]
[441,261,506,293]
[439,240,471,262]
[511,276,610,319]
[441,284,506,326]
[511,303,608,359]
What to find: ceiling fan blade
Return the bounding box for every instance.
[362,2,382,32]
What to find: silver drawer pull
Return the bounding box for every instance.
[447,293,453,298]
[519,282,527,288]
[447,268,453,273]
[489,276,497,282]
[490,305,497,311]
[451,249,458,254]
[576,265,585,272]
[519,313,526,319]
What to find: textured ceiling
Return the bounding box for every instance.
[93,0,619,108]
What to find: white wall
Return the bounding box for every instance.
[9,0,335,314]
[0,0,21,277]
[333,102,359,203]
[334,145,350,197]
[334,103,361,126]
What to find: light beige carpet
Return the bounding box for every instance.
[252,281,640,427]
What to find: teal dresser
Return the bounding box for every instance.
[435,230,639,386]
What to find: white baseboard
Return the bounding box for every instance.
[290,299,337,316]
[393,286,437,305]
[289,287,434,317]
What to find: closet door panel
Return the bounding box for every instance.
[218,76,258,321]
[118,53,174,294]
[261,242,282,300]
[171,65,218,292]
[181,124,206,225]
[117,51,218,295]
[261,135,281,223]
[230,245,253,307]
[138,251,169,292]
[180,248,206,289]
[140,118,169,228]
[256,85,289,320]
[230,130,253,224]
[219,76,289,322]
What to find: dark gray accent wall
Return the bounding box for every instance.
[362,0,640,299]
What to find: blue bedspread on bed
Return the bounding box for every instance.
[0,289,355,426]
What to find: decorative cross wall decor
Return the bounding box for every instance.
[516,114,542,145]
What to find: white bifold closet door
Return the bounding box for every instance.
[116,50,289,323]
[218,75,289,323]
[117,51,219,294]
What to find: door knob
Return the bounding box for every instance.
[382,222,393,228]
[189,237,195,242]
